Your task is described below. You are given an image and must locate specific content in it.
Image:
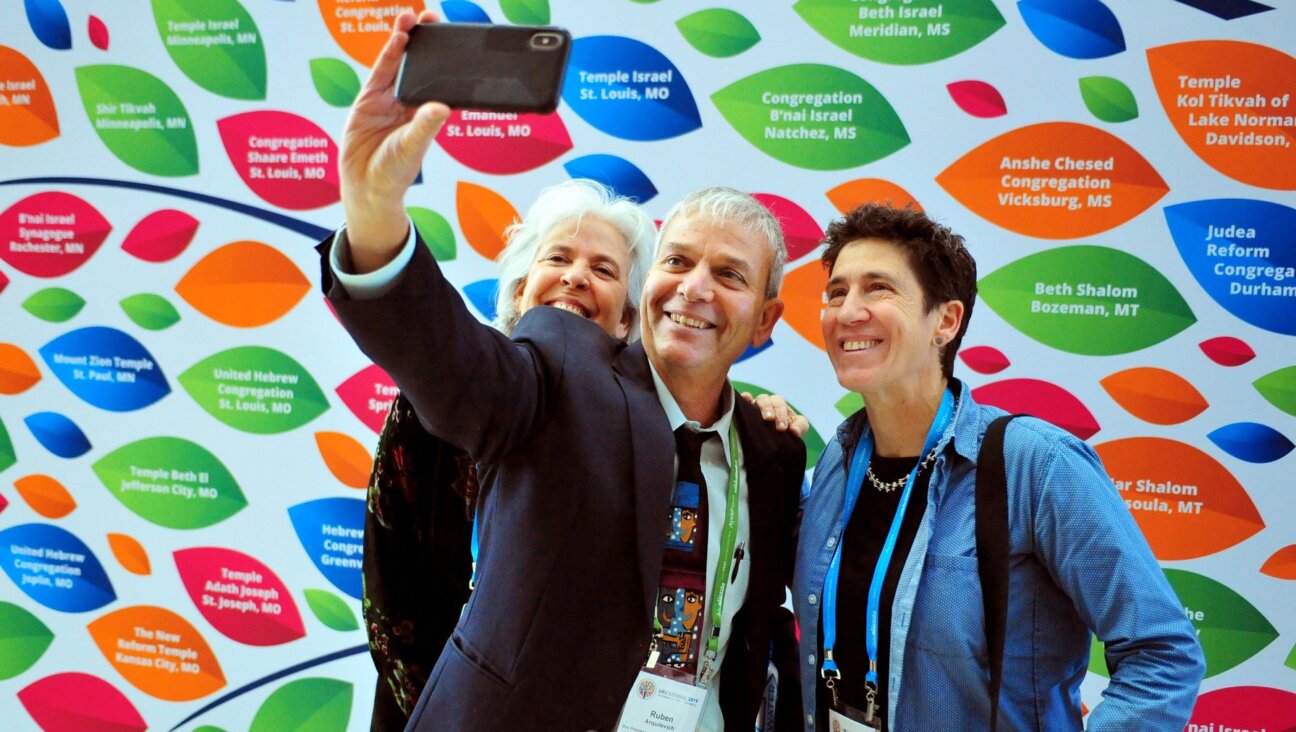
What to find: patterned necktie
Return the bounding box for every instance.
[654,426,711,677]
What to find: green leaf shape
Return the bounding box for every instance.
[500,0,550,25]
[194,727,228,732]
[179,347,330,434]
[250,678,353,732]
[22,287,86,323]
[1088,634,1109,678]
[92,437,247,529]
[733,381,825,467]
[304,589,359,631]
[1079,76,1139,123]
[309,58,360,108]
[75,64,198,176]
[120,293,181,331]
[409,207,457,262]
[1166,568,1278,677]
[1254,366,1296,417]
[835,392,863,419]
[793,0,1004,65]
[1286,641,1296,671]
[712,64,908,171]
[979,246,1195,356]
[677,9,761,58]
[152,0,266,100]
[0,416,15,474]
[0,602,54,679]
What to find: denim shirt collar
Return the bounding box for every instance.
[833,378,981,472]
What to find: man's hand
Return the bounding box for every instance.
[339,10,451,273]
[742,392,809,437]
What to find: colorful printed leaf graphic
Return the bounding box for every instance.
[826,178,921,214]
[315,431,372,489]
[456,182,518,261]
[463,279,499,322]
[780,258,829,351]
[1148,41,1296,190]
[1079,76,1138,123]
[979,246,1195,355]
[1171,0,1274,21]
[441,1,490,22]
[88,15,108,50]
[25,0,72,50]
[174,547,305,646]
[0,46,60,145]
[500,0,549,25]
[1165,568,1277,677]
[24,412,90,458]
[409,207,456,261]
[1260,545,1296,580]
[179,346,329,434]
[13,474,76,518]
[317,0,428,67]
[1188,686,1296,732]
[121,293,181,331]
[562,36,701,141]
[39,327,170,412]
[0,191,111,277]
[1018,0,1124,59]
[971,379,1100,440]
[794,0,1004,64]
[218,111,339,209]
[1100,367,1207,424]
[1254,366,1296,417]
[1207,422,1294,463]
[107,532,151,575]
[88,605,226,700]
[835,392,864,419]
[563,154,657,203]
[958,345,1010,374]
[175,240,311,327]
[250,677,353,732]
[436,110,572,175]
[153,0,265,99]
[937,122,1167,239]
[309,58,359,107]
[1199,336,1255,367]
[946,80,1006,118]
[0,416,15,473]
[0,523,115,612]
[0,343,42,393]
[733,381,825,467]
[0,493,7,514]
[303,588,359,631]
[22,288,85,323]
[0,602,54,679]
[713,64,908,171]
[17,673,147,732]
[92,437,247,529]
[289,498,365,599]
[736,339,773,365]
[75,65,197,176]
[121,209,199,262]
[0,269,8,296]
[753,193,824,262]
[1095,438,1262,560]
[677,8,760,58]
[335,364,396,434]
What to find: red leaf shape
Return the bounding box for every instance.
[1100,367,1208,425]
[121,209,199,262]
[108,532,152,575]
[1260,544,1296,580]
[437,110,573,174]
[958,345,1011,374]
[217,111,340,210]
[18,672,147,732]
[0,492,8,514]
[174,547,305,646]
[87,606,225,700]
[752,193,824,262]
[13,474,75,518]
[88,15,109,50]
[0,192,110,277]
[456,181,519,261]
[0,342,42,394]
[174,240,310,327]
[972,378,1100,440]
[335,363,396,433]
[0,268,8,295]
[947,80,1007,118]
[825,178,922,215]
[1188,686,1296,731]
[0,47,60,146]
[1199,336,1255,366]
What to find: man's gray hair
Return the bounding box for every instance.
[657,187,787,299]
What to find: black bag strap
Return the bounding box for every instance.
[977,415,1020,732]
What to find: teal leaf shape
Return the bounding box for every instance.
[733,381,825,467]
[303,589,359,631]
[1167,568,1277,677]
[120,293,181,331]
[979,245,1195,355]
[499,0,550,25]
[0,601,54,679]
[309,58,360,108]
[677,8,760,58]
[75,64,198,176]
[92,437,247,529]
[1079,76,1138,123]
[179,347,329,434]
[22,287,85,322]
[1254,366,1296,417]
[712,64,908,170]
[0,416,15,473]
[794,0,1005,65]
[250,678,353,732]
[409,207,456,262]
[152,0,266,100]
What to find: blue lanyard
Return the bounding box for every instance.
[820,388,955,687]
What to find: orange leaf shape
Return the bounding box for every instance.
[826,178,921,215]
[1260,545,1296,580]
[315,431,373,489]
[1148,41,1296,190]
[781,258,829,351]
[1094,437,1263,560]
[317,0,426,67]
[107,532,152,575]
[87,605,225,701]
[456,181,518,261]
[1100,367,1208,425]
[174,241,310,327]
[0,46,60,146]
[0,343,42,394]
[13,474,76,518]
[936,122,1168,239]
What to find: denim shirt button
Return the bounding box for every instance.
[808,593,818,605]
[808,653,816,666]
[826,536,837,549]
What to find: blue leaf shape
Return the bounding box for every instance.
[562,36,702,141]
[1165,199,1296,336]
[24,412,91,458]
[24,0,71,50]
[1207,422,1294,463]
[463,279,499,322]
[441,1,492,23]
[288,497,365,599]
[1170,0,1273,20]
[563,154,658,203]
[1018,0,1125,59]
[0,523,116,612]
[736,338,773,364]
[39,327,171,411]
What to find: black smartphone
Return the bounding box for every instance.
[395,23,571,114]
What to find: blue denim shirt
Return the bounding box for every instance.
[793,381,1205,730]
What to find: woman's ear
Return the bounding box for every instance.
[934,300,964,345]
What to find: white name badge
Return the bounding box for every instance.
[829,707,879,732]
[616,671,707,732]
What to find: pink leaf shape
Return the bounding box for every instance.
[88,15,108,50]
[1188,686,1296,731]
[217,111,340,210]
[752,193,825,262]
[958,345,1011,374]
[947,80,1007,118]
[0,268,8,295]
[0,192,111,277]
[173,547,305,646]
[1198,336,1255,367]
[436,110,573,174]
[335,363,396,433]
[0,492,8,514]
[972,378,1100,440]
[18,672,147,732]
[121,209,199,262]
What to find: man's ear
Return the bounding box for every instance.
[751,298,785,348]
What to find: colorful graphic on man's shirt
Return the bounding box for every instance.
[666,479,701,552]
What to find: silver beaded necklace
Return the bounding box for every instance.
[865,444,941,493]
